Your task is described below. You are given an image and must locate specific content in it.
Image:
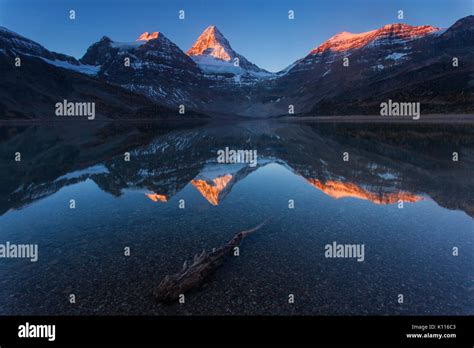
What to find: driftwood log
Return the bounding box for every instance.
[154,221,267,303]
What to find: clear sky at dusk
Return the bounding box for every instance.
[0,0,472,71]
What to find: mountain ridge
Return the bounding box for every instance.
[1,16,472,118]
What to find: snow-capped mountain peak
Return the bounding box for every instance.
[136,31,160,42]
[187,25,234,61]
[186,25,271,79]
[310,23,440,54]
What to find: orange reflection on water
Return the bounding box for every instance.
[307,179,422,205]
[145,193,168,202]
[191,174,233,206]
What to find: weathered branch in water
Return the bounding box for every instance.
[154,221,267,303]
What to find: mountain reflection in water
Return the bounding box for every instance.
[0,120,472,315]
[306,179,423,205]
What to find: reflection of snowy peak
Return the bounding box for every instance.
[191,162,265,205]
[306,178,423,205]
[3,122,474,217]
[187,25,272,78]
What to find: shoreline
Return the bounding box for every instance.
[278,114,474,123]
[1,114,473,126]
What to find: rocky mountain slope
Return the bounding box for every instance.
[1,16,472,119]
[253,16,474,116]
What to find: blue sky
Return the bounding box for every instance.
[0,0,471,71]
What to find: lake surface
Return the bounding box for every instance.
[0,120,472,315]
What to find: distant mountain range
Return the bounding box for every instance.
[0,15,473,119]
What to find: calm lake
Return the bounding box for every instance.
[0,120,472,315]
